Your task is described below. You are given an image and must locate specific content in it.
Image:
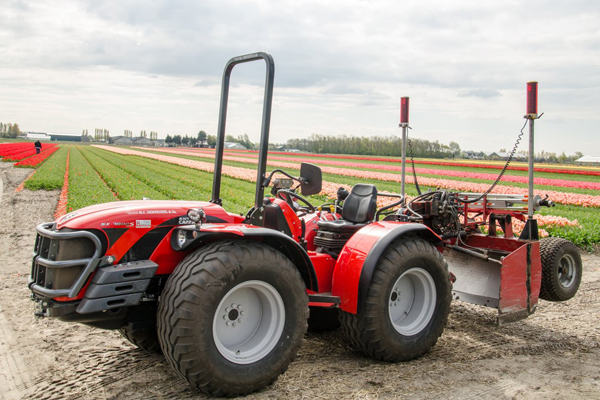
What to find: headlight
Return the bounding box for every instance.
[187,207,206,224]
[177,230,187,247]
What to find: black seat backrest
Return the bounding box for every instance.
[342,184,378,223]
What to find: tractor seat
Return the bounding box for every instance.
[317,184,378,234]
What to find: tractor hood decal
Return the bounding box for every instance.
[57,200,233,231]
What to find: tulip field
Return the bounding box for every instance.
[2,142,600,248]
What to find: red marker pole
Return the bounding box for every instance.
[400,97,409,204]
[526,82,538,221]
[520,82,539,240]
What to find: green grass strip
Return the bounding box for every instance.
[24,145,68,190]
[67,146,117,211]
[79,147,168,201]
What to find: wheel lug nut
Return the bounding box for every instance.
[232,322,236,327]
[225,307,230,313]
[240,311,245,316]
[238,318,242,323]
[223,315,227,320]
[231,303,236,308]
[226,321,231,326]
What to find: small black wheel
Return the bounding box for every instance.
[307,306,340,332]
[539,237,582,302]
[339,237,452,362]
[118,324,162,354]
[157,241,309,397]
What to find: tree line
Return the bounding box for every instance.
[283,134,461,158]
[0,122,22,138]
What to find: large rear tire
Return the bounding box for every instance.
[157,241,308,397]
[339,237,452,362]
[539,237,582,301]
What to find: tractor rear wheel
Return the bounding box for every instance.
[339,237,452,362]
[539,237,582,301]
[157,241,309,397]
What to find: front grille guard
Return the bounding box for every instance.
[29,222,104,299]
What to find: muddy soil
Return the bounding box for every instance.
[1,162,599,400]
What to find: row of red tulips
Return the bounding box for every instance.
[191,147,600,177]
[95,145,581,236]
[14,146,60,168]
[167,148,600,191]
[140,147,600,206]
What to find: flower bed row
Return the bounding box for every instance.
[2,143,58,162]
[96,146,582,235]
[0,142,36,156]
[188,147,600,177]
[156,148,600,191]
[138,147,600,207]
[14,146,60,168]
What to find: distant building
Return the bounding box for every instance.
[26,132,81,142]
[109,136,163,146]
[464,150,484,159]
[26,132,52,141]
[224,141,247,150]
[575,155,600,165]
[48,132,81,142]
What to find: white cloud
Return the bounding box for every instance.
[1,0,599,155]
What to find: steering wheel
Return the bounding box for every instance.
[276,189,316,214]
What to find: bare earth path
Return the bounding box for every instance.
[0,162,599,400]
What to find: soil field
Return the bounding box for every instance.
[1,162,599,400]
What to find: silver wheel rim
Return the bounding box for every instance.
[388,267,436,336]
[213,280,285,364]
[558,254,577,288]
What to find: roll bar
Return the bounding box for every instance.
[210,52,275,209]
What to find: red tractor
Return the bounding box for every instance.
[29,53,582,397]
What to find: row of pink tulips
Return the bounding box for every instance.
[188,147,600,177]
[96,145,580,235]
[137,147,600,208]
[164,148,600,191]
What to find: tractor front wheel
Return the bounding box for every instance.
[118,324,162,354]
[339,237,452,362]
[157,241,308,397]
[539,237,582,301]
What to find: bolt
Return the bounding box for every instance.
[223,315,227,320]
[231,303,236,308]
[238,318,242,323]
[240,311,245,316]
[232,322,236,327]
[226,321,231,326]
[226,307,230,313]
[238,305,242,310]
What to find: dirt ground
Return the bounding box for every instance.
[1,161,599,400]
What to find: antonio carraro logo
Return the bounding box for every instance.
[136,220,152,228]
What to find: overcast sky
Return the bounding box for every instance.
[1,0,599,155]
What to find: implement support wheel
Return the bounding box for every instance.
[539,237,582,302]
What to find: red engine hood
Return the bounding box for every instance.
[56,200,238,230]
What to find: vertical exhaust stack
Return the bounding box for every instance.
[399,97,409,204]
[519,81,539,240]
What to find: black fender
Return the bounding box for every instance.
[172,225,318,292]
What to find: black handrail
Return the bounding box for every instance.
[210,52,275,209]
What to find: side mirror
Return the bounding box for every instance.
[299,163,322,196]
